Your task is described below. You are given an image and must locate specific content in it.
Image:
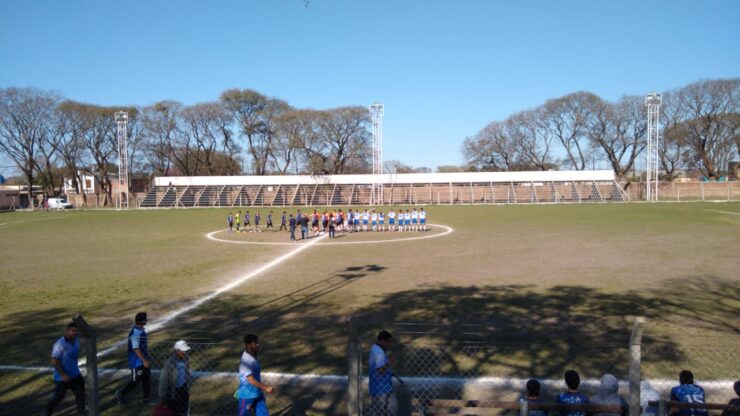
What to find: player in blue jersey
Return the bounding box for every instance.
[254,211,261,231]
[368,330,397,415]
[671,371,708,416]
[244,211,251,232]
[236,334,273,416]
[45,322,87,415]
[117,312,153,406]
[279,211,287,232]
[266,211,274,231]
[557,370,589,416]
[227,212,234,233]
[420,208,427,231]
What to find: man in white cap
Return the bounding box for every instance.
[159,340,191,416]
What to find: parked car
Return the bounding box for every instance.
[47,197,73,210]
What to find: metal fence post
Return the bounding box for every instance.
[519,399,529,416]
[74,314,98,416]
[629,317,645,416]
[348,317,361,416]
[657,399,666,416]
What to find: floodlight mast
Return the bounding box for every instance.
[370,103,384,206]
[645,93,661,202]
[115,111,129,209]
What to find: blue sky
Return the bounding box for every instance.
[1,0,739,172]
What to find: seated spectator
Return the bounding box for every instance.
[557,370,590,416]
[670,370,708,416]
[721,380,740,416]
[591,373,627,416]
[521,379,547,416]
[640,380,661,416]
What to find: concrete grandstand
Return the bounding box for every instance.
[139,170,628,208]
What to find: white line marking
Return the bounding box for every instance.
[95,233,327,358]
[704,209,740,216]
[206,223,454,246]
[0,216,66,226]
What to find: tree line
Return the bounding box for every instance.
[0,88,372,206]
[462,78,740,180]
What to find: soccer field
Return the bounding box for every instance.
[1,202,738,414]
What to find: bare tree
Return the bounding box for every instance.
[0,88,60,209]
[507,109,556,170]
[140,101,181,176]
[270,110,306,174]
[318,106,371,174]
[673,79,739,178]
[383,159,414,174]
[180,102,235,175]
[586,95,647,180]
[542,92,599,170]
[463,121,521,171]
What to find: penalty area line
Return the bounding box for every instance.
[703,209,740,216]
[95,233,328,358]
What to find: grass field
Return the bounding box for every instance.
[1,202,739,415]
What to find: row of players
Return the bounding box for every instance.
[226,208,429,233]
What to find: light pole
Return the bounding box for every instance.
[645,93,661,202]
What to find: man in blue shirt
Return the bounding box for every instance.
[368,330,397,415]
[288,214,297,241]
[236,334,273,416]
[557,370,590,416]
[159,340,191,416]
[670,370,708,416]
[117,312,153,406]
[45,322,86,416]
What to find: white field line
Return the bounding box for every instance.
[206,223,454,246]
[703,209,740,216]
[94,233,327,359]
[0,364,735,392]
[0,216,66,227]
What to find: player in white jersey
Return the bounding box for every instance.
[362,210,370,232]
[411,208,419,231]
[420,208,427,231]
[378,211,385,231]
[388,209,396,231]
[371,210,378,232]
[404,210,411,231]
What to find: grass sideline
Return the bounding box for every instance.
[0,202,738,414]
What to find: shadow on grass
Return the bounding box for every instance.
[1,274,737,415]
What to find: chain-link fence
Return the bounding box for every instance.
[642,342,739,405]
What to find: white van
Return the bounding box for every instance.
[47,197,73,210]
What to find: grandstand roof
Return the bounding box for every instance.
[154,170,616,187]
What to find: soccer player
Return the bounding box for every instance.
[368,331,397,415]
[254,211,261,231]
[671,370,708,416]
[227,212,234,233]
[117,312,153,406]
[328,214,336,238]
[411,208,418,231]
[288,214,296,241]
[388,209,396,231]
[244,211,251,232]
[371,210,378,232]
[362,209,369,232]
[556,370,589,416]
[420,208,427,231]
[266,211,274,231]
[354,210,360,231]
[235,210,241,232]
[404,210,411,232]
[236,334,273,416]
[379,211,385,231]
[45,322,86,416]
[311,210,319,234]
[279,211,287,232]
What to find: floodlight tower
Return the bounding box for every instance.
[115,111,129,209]
[645,93,661,202]
[370,103,384,206]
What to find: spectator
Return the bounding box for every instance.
[45,322,86,416]
[640,380,661,416]
[721,380,740,416]
[158,340,191,416]
[299,212,309,240]
[671,370,708,416]
[368,330,397,416]
[117,312,153,406]
[591,373,627,416]
[557,370,590,416]
[236,334,273,416]
[521,379,547,416]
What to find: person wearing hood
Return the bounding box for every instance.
[640,380,661,416]
[590,374,628,416]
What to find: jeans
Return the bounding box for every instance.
[45,374,85,415]
[290,227,296,240]
[301,226,308,239]
[120,366,151,400]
